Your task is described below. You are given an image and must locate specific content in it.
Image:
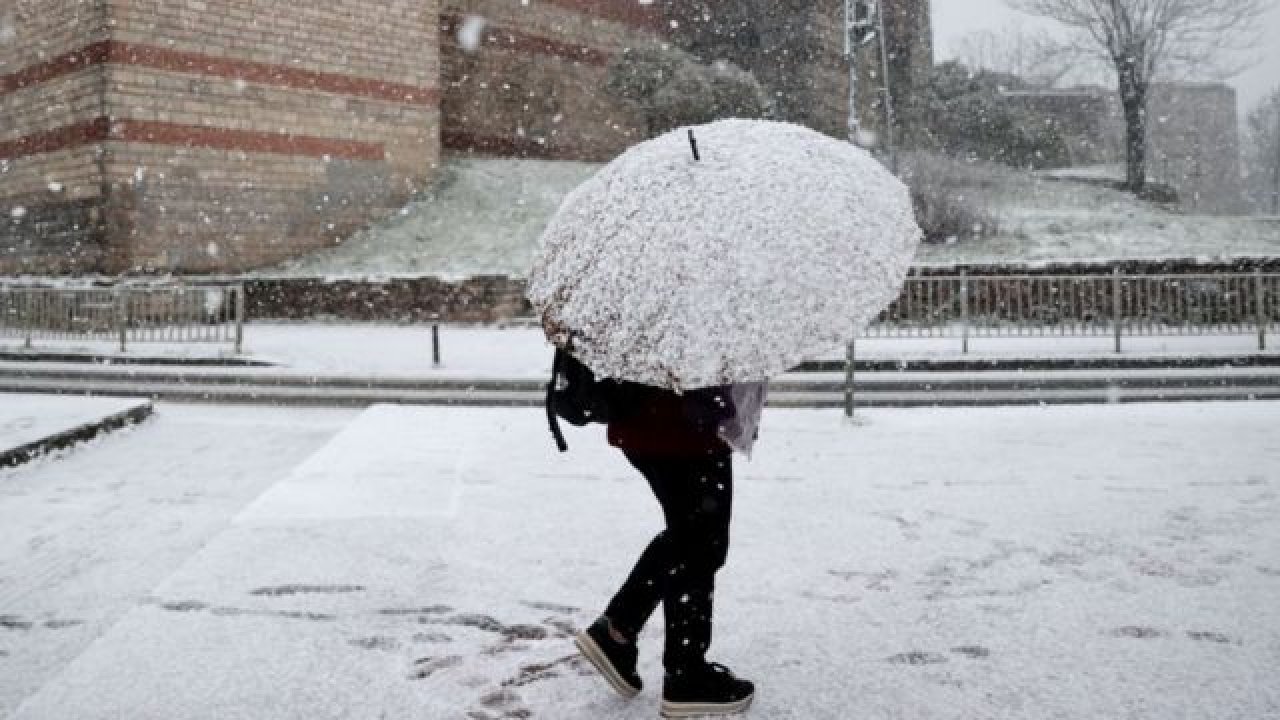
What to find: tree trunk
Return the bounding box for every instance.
[1116,58,1148,194]
[1273,110,1280,214]
[1272,157,1279,215]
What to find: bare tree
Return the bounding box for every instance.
[1006,0,1273,193]
[951,24,1083,87]
[1245,87,1280,214]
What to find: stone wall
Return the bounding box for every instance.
[439,0,661,162]
[0,0,110,273]
[441,0,934,157]
[242,257,1280,322]
[98,0,442,273]
[1147,83,1246,215]
[996,83,1247,214]
[2,0,442,275]
[2,0,940,276]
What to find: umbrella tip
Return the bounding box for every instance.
[688,128,700,162]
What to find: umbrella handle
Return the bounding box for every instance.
[688,129,700,162]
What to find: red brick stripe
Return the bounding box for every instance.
[440,14,610,67]
[0,118,111,160]
[111,120,385,160]
[0,44,109,95]
[0,40,439,106]
[0,117,383,161]
[543,0,667,33]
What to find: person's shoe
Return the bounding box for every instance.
[574,617,642,699]
[660,662,755,718]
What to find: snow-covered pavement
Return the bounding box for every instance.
[2,323,1274,379]
[1,395,153,467]
[2,402,1279,719]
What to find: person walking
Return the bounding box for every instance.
[575,381,766,718]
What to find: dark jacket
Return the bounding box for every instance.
[606,384,734,456]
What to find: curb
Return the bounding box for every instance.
[0,402,155,469]
[3,351,1277,372]
[795,353,1280,373]
[3,374,1278,408]
[0,351,273,367]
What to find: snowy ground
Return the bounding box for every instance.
[261,158,1280,279]
[0,396,150,459]
[1,324,1273,378]
[2,402,1278,719]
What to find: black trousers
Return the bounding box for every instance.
[605,446,734,675]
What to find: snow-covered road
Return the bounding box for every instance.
[2,402,1278,719]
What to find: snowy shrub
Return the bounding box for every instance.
[909,62,1071,170]
[605,45,771,138]
[898,152,1001,244]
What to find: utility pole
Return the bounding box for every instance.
[845,1,879,145]
[875,0,897,172]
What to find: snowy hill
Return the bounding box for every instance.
[267,157,1280,280]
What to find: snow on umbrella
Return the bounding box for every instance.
[527,118,921,390]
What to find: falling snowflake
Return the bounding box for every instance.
[0,9,14,44]
[457,15,487,53]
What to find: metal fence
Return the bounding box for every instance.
[865,271,1279,351]
[1,273,1276,356]
[0,284,245,353]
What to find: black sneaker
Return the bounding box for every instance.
[574,617,642,699]
[661,662,755,718]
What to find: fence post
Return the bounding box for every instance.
[233,284,245,355]
[115,285,128,353]
[959,270,970,355]
[1112,268,1123,354]
[1258,270,1268,352]
[23,290,34,350]
[432,322,442,368]
[844,339,856,419]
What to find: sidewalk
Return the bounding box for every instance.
[0,395,152,468]
[3,402,1278,719]
[4,324,1278,408]
[2,323,1275,376]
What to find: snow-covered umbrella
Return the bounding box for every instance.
[527,118,921,390]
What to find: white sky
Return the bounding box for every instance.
[931,0,1280,115]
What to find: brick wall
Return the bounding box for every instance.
[98,0,442,273]
[2,0,442,274]
[440,0,663,162]
[0,0,110,273]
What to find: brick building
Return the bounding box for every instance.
[1,0,931,275]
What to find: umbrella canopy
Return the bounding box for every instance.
[527,118,921,390]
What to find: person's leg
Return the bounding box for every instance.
[579,451,687,698]
[655,447,733,675]
[601,447,735,670]
[602,451,684,640]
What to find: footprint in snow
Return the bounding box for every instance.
[887,651,948,665]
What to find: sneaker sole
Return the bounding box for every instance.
[574,631,641,699]
[660,692,755,718]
